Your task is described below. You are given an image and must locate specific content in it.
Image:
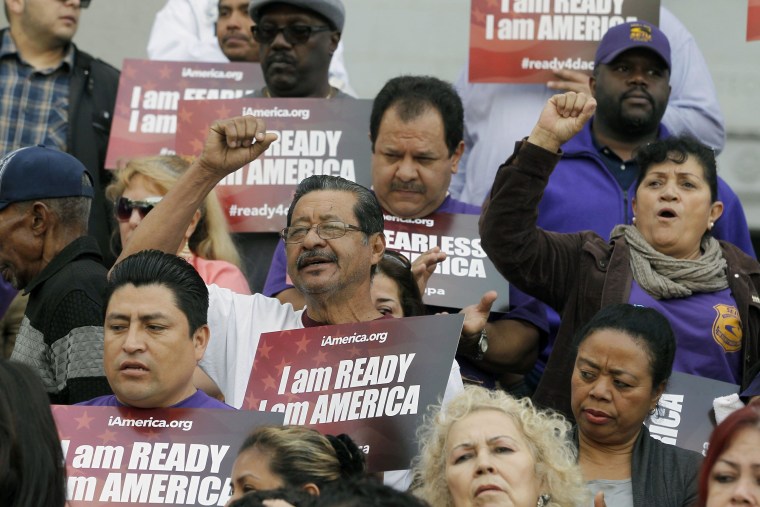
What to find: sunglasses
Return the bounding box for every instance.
[251,23,332,45]
[114,196,162,222]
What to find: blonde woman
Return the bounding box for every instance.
[413,385,588,507]
[106,155,250,294]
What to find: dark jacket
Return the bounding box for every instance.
[574,426,702,507]
[480,141,760,417]
[68,46,120,266]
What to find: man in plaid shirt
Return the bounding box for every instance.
[0,0,119,267]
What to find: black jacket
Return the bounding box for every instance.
[67,46,120,266]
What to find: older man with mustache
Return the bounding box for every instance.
[264,76,549,390]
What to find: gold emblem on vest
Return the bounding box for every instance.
[712,304,742,352]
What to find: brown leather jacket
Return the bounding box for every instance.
[480,141,760,418]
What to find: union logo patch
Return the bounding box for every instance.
[712,304,742,352]
[629,24,653,43]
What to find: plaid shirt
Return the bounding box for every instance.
[0,30,74,155]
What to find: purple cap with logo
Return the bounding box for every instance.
[594,20,671,70]
[0,145,93,211]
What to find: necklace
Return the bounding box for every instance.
[263,86,335,99]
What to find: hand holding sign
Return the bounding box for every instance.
[196,116,279,180]
[528,92,596,153]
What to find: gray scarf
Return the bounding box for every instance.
[611,224,728,299]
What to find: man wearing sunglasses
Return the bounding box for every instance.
[1,0,120,268]
[247,0,349,99]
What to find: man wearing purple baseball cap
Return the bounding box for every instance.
[4,145,111,404]
[594,20,671,71]
[483,19,753,416]
[591,20,671,148]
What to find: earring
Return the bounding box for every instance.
[632,216,636,225]
[179,240,192,260]
[537,494,551,507]
[708,221,714,231]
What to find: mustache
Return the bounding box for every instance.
[266,51,298,66]
[390,181,426,193]
[297,250,338,269]
[622,87,654,105]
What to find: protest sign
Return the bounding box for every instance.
[644,371,739,455]
[749,0,760,41]
[243,313,464,472]
[174,98,372,232]
[54,405,282,506]
[384,212,510,311]
[468,0,659,83]
[105,59,264,169]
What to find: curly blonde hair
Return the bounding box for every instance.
[106,155,243,268]
[412,386,588,507]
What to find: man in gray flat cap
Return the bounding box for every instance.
[248,0,349,99]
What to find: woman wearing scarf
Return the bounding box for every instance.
[480,92,760,419]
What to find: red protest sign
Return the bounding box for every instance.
[384,212,510,312]
[468,0,659,83]
[105,59,264,169]
[749,0,760,41]
[174,98,373,232]
[243,314,464,472]
[53,405,283,506]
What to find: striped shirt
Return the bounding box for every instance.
[0,30,74,155]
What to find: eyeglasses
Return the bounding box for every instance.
[251,24,332,45]
[114,196,162,222]
[383,250,412,269]
[281,221,364,244]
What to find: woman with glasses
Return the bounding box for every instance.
[106,155,250,295]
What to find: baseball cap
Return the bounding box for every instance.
[0,145,93,211]
[249,0,345,32]
[595,20,671,71]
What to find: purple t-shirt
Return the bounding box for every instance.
[79,389,235,410]
[629,280,742,384]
